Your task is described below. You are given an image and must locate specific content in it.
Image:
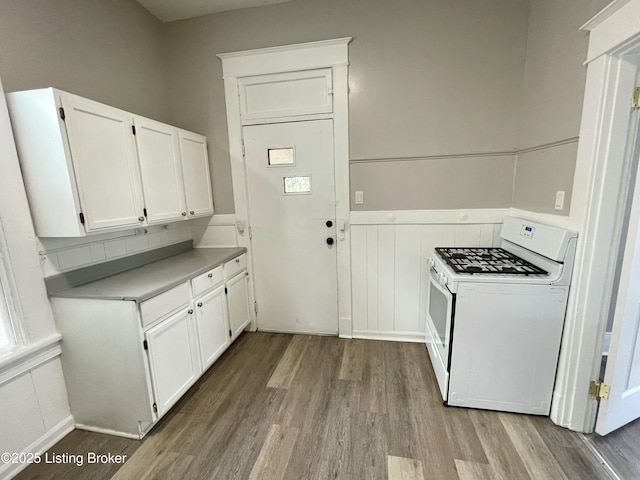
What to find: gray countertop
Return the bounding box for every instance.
[51,247,246,302]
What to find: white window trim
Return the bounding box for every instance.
[0,216,27,357]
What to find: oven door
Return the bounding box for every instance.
[426,264,454,401]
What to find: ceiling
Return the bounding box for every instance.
[136,0,296,22]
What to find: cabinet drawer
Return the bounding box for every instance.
[140,282,190,328]
[192,266,223,297]
[224,254,247,279]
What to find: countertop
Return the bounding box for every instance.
[51,247,246,302]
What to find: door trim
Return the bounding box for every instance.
[218,38,353,337]
[550,0,640,433]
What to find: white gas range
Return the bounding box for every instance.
[425,216,578,415]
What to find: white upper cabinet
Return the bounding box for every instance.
[6,88,214,237]
[180,130,214,218]
[61,95,146,232]
[134,117,187,224]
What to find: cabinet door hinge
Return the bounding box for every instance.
[224,287,228,294]
[254,301,258,314]
[143,207,147,218]
[132,125,136,135]
[633,87,640,109]
[59,107,66,121]
[241,140,245,157]
[143,340,148,350]
[589,380,610,399]
[229,329,232,338]
[79,212,85,225]
[152,402,157,413]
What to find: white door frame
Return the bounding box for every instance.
[551,0,640,432]
[217,38,353,337]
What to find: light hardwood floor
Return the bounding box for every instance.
[588,418,640,480]
[15,332,612,480]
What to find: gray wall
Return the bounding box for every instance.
[512,0,610,215]
[0,0,167,122]
[163,0,530,213]
[0,0,614,217]
[350,155,515,211]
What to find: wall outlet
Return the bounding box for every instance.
[555,191,565,211]
[355,191,364,205]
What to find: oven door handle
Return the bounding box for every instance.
[429,266,452,298]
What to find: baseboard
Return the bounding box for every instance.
[550,389,572,428]
[338,317,352,338]
[0,415,74,479]
[74,423,143,440]
[256,328,338,336]
[352,330,425,343]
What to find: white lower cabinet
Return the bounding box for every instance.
[50,252,251,439]
[194,285,230,370]
[145,307,200,417]
[227,271,251,339]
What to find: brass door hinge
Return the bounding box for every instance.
[633,87,640,108]
[589,380,610,399]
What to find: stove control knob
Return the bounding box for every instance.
[427,258,435,268]
[438,273,447,286]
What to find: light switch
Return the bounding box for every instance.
[555,191,565,211]
[355,191,364,205]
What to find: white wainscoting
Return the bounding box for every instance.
[0,337,74,479]
[350,209,508,342]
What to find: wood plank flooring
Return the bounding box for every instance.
[15,333,612,480]
[588,418,640,479]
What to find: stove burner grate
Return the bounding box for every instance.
[435,247,548,276]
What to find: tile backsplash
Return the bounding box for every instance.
[38,222,192,277]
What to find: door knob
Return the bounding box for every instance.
[326,237,334,245]
[190,210,195,215]
[197,302,203,307]
[138,216,145,222]
[326,220,333,228]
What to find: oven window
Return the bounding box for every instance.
[429,282,449,345]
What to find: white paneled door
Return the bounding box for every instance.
[244,120,338,334]
[596,138,640,434]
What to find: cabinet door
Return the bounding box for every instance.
[61,95,145,231]
[180,130,214,218]
[145,308,199,417]
[134,118,187,224]
[195,285,230,370]
[227,272,251,339]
